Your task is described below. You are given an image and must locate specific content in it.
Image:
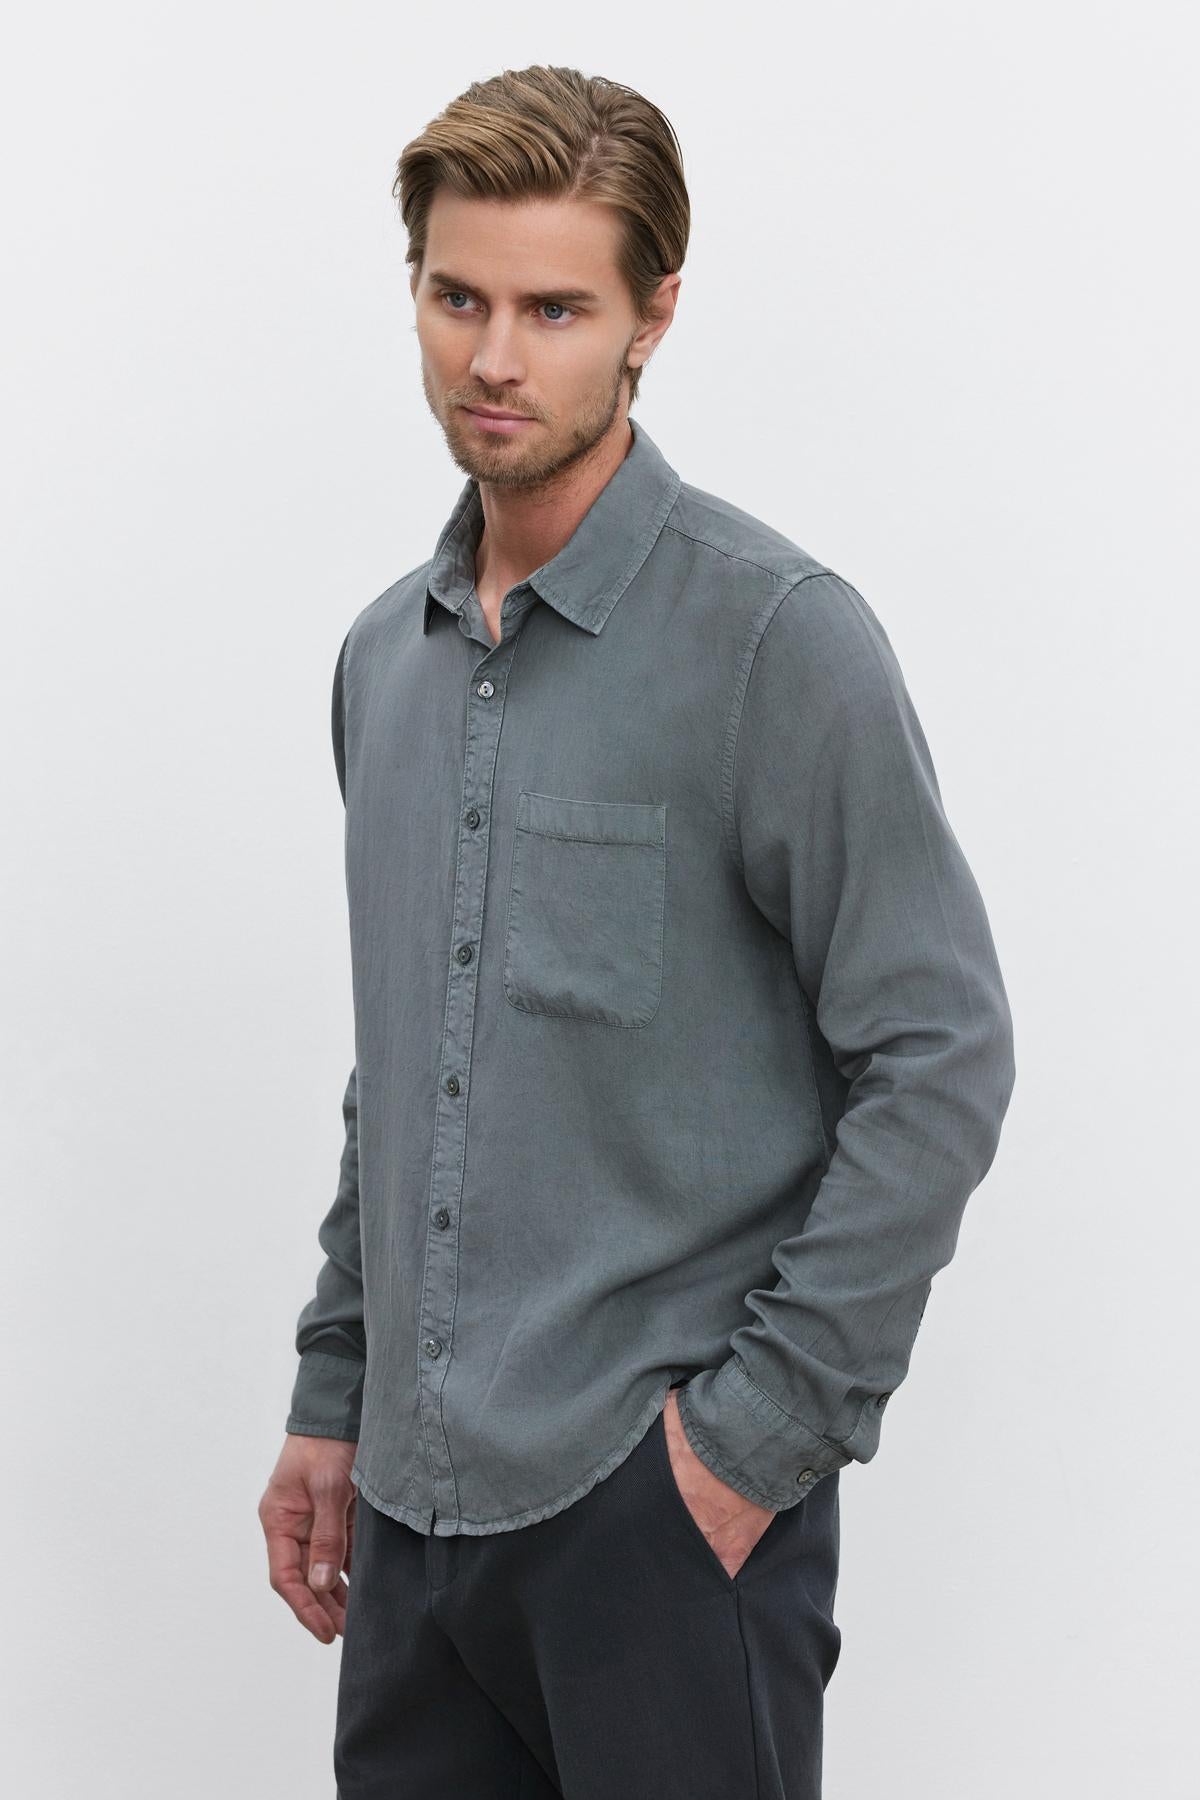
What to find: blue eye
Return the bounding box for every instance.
[435,288,574,324]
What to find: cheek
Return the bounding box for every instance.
[545,337,616,392]
[421,316,471,370]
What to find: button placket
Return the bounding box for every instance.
[416,622,524,1523]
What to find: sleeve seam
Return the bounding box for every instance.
[284,1417,361,1441]
[730,1353,844,1450]
[299,1348,367,1369]
[675,1403,791,1509]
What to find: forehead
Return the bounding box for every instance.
[422,190,625,293]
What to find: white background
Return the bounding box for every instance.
[2,4,1196,1795]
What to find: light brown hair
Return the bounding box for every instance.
[393,65,689,407]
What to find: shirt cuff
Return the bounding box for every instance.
[284,1348,365,1443]
[674,1355,851,1510]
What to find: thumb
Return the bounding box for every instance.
[307,1495,349,1592]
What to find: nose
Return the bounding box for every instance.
[468,310,527,392]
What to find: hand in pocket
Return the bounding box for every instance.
[661,1387,777,1582]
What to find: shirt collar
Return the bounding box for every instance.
[422,415,681,637]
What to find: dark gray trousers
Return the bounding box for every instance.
[334,1394,842,1798]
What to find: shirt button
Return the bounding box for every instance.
[423,1337,442,1358]
[876,1392,891,1408]
[464,807,480,828]
[797,1469,815,1483]
[445,1074,459,1095]
[433,1208,450,1229]
[456,943,474,964]
[476,679,495,698]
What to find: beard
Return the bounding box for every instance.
[424,341,635,493]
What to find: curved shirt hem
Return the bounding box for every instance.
[351,1378,674,1537]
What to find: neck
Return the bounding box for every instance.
[474,417,633,600]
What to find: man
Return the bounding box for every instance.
[259,64,1016,1800]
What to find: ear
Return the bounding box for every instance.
[627,271,681,372]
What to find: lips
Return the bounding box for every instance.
[462,406,537,436]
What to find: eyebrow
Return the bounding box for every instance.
[425,269,602,306]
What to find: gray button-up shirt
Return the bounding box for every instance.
[284,416,1016,1536]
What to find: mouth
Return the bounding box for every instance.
[461,406,538,436]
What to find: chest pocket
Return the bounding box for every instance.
[502,790,667,1027]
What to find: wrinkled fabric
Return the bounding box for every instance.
[284,417,1016,1536]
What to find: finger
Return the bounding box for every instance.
[314,1574,351,1637]
[306,1494,351,1597]
[263,1519,338,1644]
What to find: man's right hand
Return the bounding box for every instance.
[259,1434,359,1644]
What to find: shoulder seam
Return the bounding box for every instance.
[661,520,825,587]
[719,569,838,875]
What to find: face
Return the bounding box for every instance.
[411,189,674,489]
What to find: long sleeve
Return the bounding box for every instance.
[284,634,366,1441]
[675,570,1016,1509]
